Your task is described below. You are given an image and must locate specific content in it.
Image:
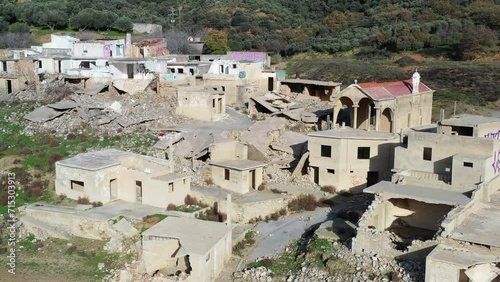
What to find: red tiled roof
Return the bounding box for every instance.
[356,80,432,100]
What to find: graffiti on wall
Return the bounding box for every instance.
[492,150,500,174]
[350,174,364,187]
[484,130,500,139]
[230,52,267,62]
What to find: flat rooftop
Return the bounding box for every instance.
[210,159,266,170]
[449,191,500,248]
[439,114,500,127]
[153,173,189,182]
[428,244,500,267]
[309,127,398,140]
[142,217,232,255]
[56,149,129,170]
[365,181,471,206]
[281,79,341,87]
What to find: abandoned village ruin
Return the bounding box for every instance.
[1,27,499,282]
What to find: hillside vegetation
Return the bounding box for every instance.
[0,0,498,59]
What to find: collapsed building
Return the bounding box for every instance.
[140,217,232,282]
[351,115,500,273]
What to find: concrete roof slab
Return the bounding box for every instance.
[365,181,471,206]
[209,159,266,171]
[142,217,232,255]
[429,244,500,267]
[309,127,398,140]
[56,149,128,171]
[450,202,500,248]
[440,114,500,127]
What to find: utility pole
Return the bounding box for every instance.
[169,7,176,31]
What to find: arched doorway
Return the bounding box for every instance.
[357,98,373,129]
[381,108,393,133]
[336,96,354,127]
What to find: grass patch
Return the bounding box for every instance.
[248,240,304,277]
[308,239,333,252]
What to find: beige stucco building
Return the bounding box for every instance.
[202,60,278,105]
[394,131,500,194]
[0,58,39,95]
[438,114,500,139]
[425,174,500,282]
[208,140,266,194]
[176,88,226,121]
[55,149,190,208]
[141,217,232,282]
[308,126,400,192]
[332,72,434,133]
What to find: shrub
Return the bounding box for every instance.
[0,192,8,205]
[257,183,266,191]
[48,138,60,147]
[79,134,88,142]
[395,56,418,67]
[320,185,336,194]
[66,133,76,140]
[166,203,177,211]
[184,195,207,207]
[13,159,21,164]
[47,152,62,167]
[77,197,90,205]
[205,177,214,185]
[92,201,103,207]
[288,194,318,212]
[317,197,334,207]
[28,187,43,198]
[37,151,46,158]
[21,147,33,155]
[279,208,287,216]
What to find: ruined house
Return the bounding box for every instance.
[140,217,232,282]
[307,126,400,192]
[0,56,39,95]
[126,33,168,58]
[352,129,500,259]
[132,23,163,35]
[332,71,433,133]
[208,140,266,194]
[438,114,500,139]
[279,79,341,101]
[425,177,500,282]
[202,57,278,105]
[176,87,226,121]
[55,149,191,208]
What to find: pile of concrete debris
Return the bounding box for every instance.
[249,91,334,128]
[22,81,190,135]
[234,242,425,282]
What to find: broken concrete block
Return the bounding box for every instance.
[113,79,151,95]
[109,101,123,114]
[104,232,124,253]
[24,106,66,122]
[113,218,139,238]
[47,100,79,110]
[271,131,308,156]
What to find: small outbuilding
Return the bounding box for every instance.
[55,149,190,208]
[210,160,266,194]
[140,217,232,282]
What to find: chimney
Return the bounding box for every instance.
[226,194,231,227]
[412,69,420,94]
[440,109,445,122]
[342,122,345,129]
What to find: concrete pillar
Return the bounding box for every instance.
[367,105,371,130]
[375,107,381,131]
[332,105,337,126]
[226,194,231,227]
[353,105,358,129]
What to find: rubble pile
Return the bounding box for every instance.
[234,242,425,282]
[22,83,191,135]
[249,91,334,125]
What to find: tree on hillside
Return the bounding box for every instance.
[459,25,498,60]
[113,16,133,32]
[36,9,68,30]
[0,16,8,32]
[70,8,96,31]
[205,30,230,54]
[9,22,30,33]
